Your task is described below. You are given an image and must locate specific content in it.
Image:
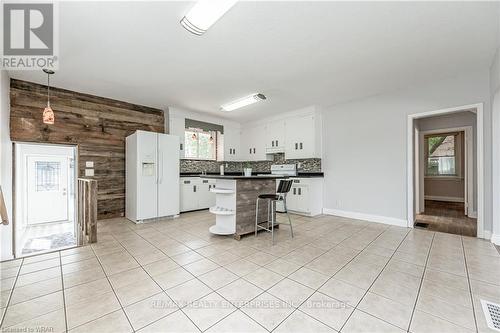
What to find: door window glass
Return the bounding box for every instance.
[35,161,60,191]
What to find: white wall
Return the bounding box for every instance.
[0,70,13,260]
[491,11,500,243]
[322,69,492,232]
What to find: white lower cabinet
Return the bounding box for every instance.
[180,177,216,212]
[278,178,323,216]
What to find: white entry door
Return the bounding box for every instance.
[26,155,69,224]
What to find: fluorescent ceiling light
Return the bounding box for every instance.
[221,93,267,112]
[181,0,237,36]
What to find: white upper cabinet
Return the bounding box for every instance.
[265,120,285,153]
[169,117,185,158]
[240,125,269,161]
[223,127,241,161]
[285,113,321,159]
[223,106,322,162]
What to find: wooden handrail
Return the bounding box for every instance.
[77,178,97,244]
[0,186,8,225]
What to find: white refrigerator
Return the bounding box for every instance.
[126,130,180,223]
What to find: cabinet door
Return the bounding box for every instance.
[208,180,216,207]
[287,186,299,211]
[240,128,252,161]
[300,115,315,158]
[169,117,185,158]
[253,125,267,161]
[265,120,285,149]
[224,127,241,161]
[198,179,215,209]
[285,117,302,159]
[296,185,310,213]
[285,115,315,159]
[180,179,198,212]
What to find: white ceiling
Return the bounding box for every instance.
[8,1,500,122]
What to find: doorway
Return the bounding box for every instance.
[415,128,476,236]
[14,143,77,257]
[407,103,484,238]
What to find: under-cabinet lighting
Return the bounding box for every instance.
[221,93,267,112]
[181,0,237,36]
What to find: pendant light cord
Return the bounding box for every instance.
[47,72,50,107]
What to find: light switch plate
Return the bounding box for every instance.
[86,161,94,168]
[85,169,94,177]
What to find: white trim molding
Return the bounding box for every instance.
[469,211,478,219]
[424,195,464,203]
[490,233,500,246]
[407,103,484,239]
[323,208,407,228]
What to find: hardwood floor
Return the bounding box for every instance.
[415,200,477,237]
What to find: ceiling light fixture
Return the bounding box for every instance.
[180,0,237,36]
[42,69,55,124]
[221,93,267,112]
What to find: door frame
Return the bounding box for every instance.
[13,142,78,257]
[416,126,474,217]
[407,103,484,238]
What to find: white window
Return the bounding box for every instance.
[425,134,458,176]
[184,128,217,160]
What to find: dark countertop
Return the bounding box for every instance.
[200,175,288,180]
[181,172,324,178]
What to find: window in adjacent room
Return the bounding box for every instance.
[184,128,217,160]
[425,133,459,176]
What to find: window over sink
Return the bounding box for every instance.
[184,128,217,160]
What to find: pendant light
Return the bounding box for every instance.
[42,69,55,124]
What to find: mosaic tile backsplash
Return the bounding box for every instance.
[180,154,321,174]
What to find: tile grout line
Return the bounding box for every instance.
[267,224,401,332]
[131,217,352,332]
[83,243,137,333]
[57,252,69,333]
[460,236,479,333]
[336,228,414,332]
[406,232,436,332]
[107,228,205,332]
[199,231,340,332]
[0,258,24,328]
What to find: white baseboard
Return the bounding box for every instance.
[323,208,408,227]
[424,195,464,203]
[490,233,500,246]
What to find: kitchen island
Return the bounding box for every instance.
[201,175,287,239]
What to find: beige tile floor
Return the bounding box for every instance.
[1,210,500,332]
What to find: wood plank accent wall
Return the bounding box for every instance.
[10,79,165,219]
